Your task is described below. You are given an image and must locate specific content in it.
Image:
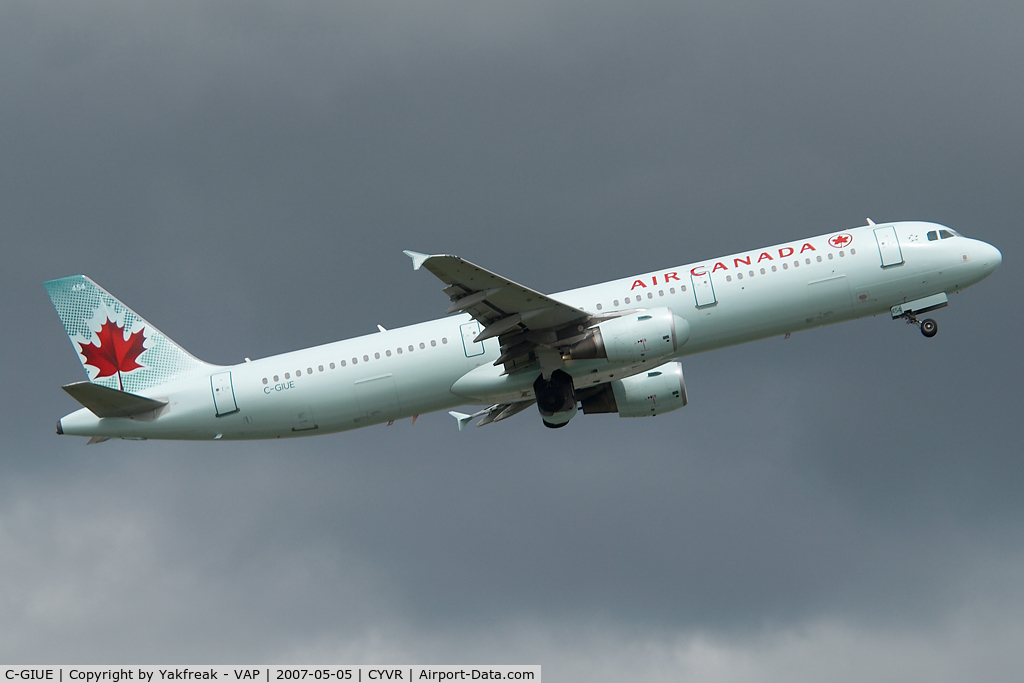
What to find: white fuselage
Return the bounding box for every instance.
[57,222,1001,440]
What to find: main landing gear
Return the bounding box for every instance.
[900,310,938,338]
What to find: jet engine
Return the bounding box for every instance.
[534,369,578,428]
[580,361,687,417]
[569,307,690,364]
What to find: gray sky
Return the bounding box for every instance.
[2,1,1022,678]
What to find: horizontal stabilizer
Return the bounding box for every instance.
[62,381,168,418]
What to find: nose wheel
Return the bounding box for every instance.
[901,311,938,338]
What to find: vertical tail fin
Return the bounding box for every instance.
[45,275,207,393]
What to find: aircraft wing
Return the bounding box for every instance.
[404,251,592,361]
[449,400,536,430]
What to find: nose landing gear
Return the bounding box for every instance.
[900,310,938,338]
[890,294,947,338]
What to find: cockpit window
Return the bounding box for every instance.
[927,231,939,241]
[940,229,955,239]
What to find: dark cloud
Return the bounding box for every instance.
[2,1,1022,677]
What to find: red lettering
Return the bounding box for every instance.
[778,246,794,258]
[664,272,680,282]
[757,252,773,262]
[630,280,647,290]
[800,242,816,253]
[711,261,728,273]
[690,267,706,277]
[733,256,751,267]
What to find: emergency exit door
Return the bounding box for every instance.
[460,321,485,357]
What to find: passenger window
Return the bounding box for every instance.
[442,337,448,344]
[386,350,392,357]
[851,248,857,255]
[374,353,380,360]
[397,347,403,355]
[285,373,290,379]
[625,297,631,304]
[296,370,301,377]
[726,276,732,282]
[352,358,358,365]
[760,268,766,274]
[647,292,653,299]
[419,342,425,349]
[262,378,268,385]
[613,300,619,306]
[307,367,313,374]
[341,360,347,367]
[408,345,414,352]
[816,256,822,262]
[927,231,939,241]
[659,290,664,296]
[431,340,437,346]
[274,375,279,382]
[363,355,369,362]
[596,303,603,310]
[330,362,335,369]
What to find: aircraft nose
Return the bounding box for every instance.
[981,241,1002,274]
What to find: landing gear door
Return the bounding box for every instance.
[211,371,239,416]
[874,226,904,267]
[690,270,717,308]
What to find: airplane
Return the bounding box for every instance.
[47,220,1001,443]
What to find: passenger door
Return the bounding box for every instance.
[874,226,904,267]
[210,371,239,416]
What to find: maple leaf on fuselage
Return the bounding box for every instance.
[78,318,147,381]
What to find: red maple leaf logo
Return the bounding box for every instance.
[829,233,853,248]
[78,318,147,390]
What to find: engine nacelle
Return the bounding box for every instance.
[569,307,690,364]
[580,361,687,418]
[534,369,578,429]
